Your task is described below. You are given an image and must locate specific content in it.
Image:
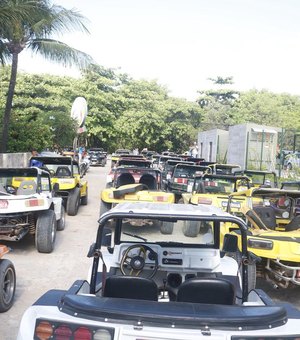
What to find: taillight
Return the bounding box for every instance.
[174,178,188,184]
[25,199,44,207]
[153,196,168,202]
[74,327,92,340]
[35,321,53,339]
[0,199,8,209]
[198,197,212,204]
[34,319,114,340]
[54,325,72,339]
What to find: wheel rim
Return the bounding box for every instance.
[3,267,15,305]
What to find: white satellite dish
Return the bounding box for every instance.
[71,97,88,128]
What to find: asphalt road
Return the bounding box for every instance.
[1,162,300,339]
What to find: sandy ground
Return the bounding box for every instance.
[1,162,299,339]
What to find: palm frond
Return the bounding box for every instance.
[32,5,90,38]
[29,38,94,69]
[0,40,11,66]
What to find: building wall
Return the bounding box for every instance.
[197,129,228,162]
[227,123,280,170]
[0,153,30,168]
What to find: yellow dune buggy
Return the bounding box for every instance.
[100,167,175,233]
[224,187,300,288]
[30,156,88,216]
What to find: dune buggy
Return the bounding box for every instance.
[0,167,65,253]
[29,156,88,216]
[181,173,251,236]
[17,202,300,339]
[224,187,300,289]
[100,167,175,233]
[235,169,278,188]
[166,163,211,202]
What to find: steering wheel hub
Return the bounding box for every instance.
[130,256,145,270]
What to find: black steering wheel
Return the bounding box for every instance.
[120,244,158,278]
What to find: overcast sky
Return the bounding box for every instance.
[18,0,300,101]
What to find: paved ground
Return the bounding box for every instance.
[1,162,300,339]
[0,164,107,340]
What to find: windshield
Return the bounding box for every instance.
[108,217,216,246]
[194,177,236,194]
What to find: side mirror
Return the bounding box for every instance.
[52,183,59,192]
[222,234,238,253]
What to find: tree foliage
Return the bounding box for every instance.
[0,0,93,152]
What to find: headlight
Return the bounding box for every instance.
[248,238,273,250]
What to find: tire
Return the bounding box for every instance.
[183,220,200,237]
[232,251,256,292]
[81,187,88,206]
[66,187,80,216]
[160,221,174,234]
[0,259,16,312]
[35,210,57,253]
[57,205,66,231]
[100,200,111,216]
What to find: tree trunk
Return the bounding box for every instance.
[0,52,19,153]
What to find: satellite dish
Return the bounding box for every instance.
[71,97,88,128]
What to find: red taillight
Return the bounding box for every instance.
[296,270,300,278]
[153,196,168,202]
[198,197,212,204]
[174,178,188,184]
[25,199,44,207]
[35,321,53,340]
[54,325,72,339]
[74,327,92,340]
[0,200,8,209]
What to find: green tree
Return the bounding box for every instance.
[0,0,93,152]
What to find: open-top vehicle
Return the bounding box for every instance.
[29,156,88,216]
[88,148,107,167]
[0,167,65,253]
[210,163,241,175]
[0,244,15,312]
[235,169,278,188]
[161,159,194,190]
[100,167,175,226]
[166,163,211,202]
[181,174,251,236]
[106,159,153,188]
[225,187,300,288]
[111,149,132,167]
[17,202,300,339]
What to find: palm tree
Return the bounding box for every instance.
[0,0,93,152]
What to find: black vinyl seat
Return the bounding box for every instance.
[253,206,277,230]
[103,276,158,301]
[55,166,71,177]
[139,174,157,190]
[176,278,235,305]
[116,173,135,187]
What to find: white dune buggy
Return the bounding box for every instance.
[17,202,300,339]
[0,167,65,253]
